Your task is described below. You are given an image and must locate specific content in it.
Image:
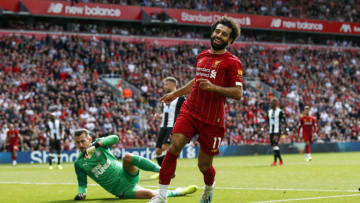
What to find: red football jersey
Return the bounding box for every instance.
[181,50,243,127]
[298,115,317,136]
[7,129,19,145]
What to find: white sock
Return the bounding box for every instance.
[205,183,214,191]
[159,184,169,197]
[12,160,16,165]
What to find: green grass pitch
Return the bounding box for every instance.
[1,152,360,203]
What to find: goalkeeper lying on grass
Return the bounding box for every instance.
[73,128,197,200]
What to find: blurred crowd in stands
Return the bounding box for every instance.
[66,0,360,22]
[4,20,359,48]
[0,34,358,152]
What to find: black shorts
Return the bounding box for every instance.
[270,133,281,146]
[49,139,61,151]
[156,127,172,148]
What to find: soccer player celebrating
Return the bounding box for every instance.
[150,16,242,203]
[3,123,23,166]
[297,106,317,162]
[73,129,197,201]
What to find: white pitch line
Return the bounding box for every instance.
[0,181,357,193]
[250,194,360,203]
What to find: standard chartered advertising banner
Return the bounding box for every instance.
[0,146,200,164]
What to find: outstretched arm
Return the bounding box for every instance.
[74,162,87,200]
[160,79,195,104]
[197,79,242,100]
[95,135,119,148]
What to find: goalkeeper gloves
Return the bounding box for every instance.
[74,193,86,200]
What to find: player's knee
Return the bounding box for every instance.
[198,162,211,173]
[123,153,132,163]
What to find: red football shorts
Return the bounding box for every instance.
[303,134,313,143]
[172,111,225,156]
[8,145,18,152]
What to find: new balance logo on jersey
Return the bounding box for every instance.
[340,24,352,32]
[271,19,282,28]
[210,70,217,79]
[48,3,63,14]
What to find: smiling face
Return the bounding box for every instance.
[75,133,92,153]
[210,24,232,51]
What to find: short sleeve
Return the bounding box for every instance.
[228,59,243,87]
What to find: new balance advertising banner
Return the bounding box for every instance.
[0,146,199,164]
[9,0,359,35]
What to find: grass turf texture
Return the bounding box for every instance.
[1,152,360,203]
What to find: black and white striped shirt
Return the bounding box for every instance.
[160,96,185,128]
[267,108,287,134]
[46,119,63,140]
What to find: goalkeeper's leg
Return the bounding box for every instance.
[123,153,160,174]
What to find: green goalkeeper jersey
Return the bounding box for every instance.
[74,135,134,197]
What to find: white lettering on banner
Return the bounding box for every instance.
[49,4,121,17]
[340,24,352,32]
[30,151,79,163]
[181,12,212,23]
[296,21,323,30]
[47,3,63,14]
[270,19,282,28]
[270,18,323,31]
[354,26,360,32]
[186,146,196,158]
[283,21,296,29]
[181,12,251,26]
[65,6,83,15]
[84,6,121,17]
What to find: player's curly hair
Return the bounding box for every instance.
[211,16,241,44]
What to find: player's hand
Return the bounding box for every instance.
[84,146,96,159]
[160,92,177,104]
[74,193,86,200]
[197,79,215,92]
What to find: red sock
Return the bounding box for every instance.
[305,145,310,154]
[12,154,16,161]
[159,151,178,185]
[202,166,216,186]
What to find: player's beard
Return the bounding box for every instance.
[211,36,228,51]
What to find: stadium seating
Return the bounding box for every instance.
[0,33,358,152]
